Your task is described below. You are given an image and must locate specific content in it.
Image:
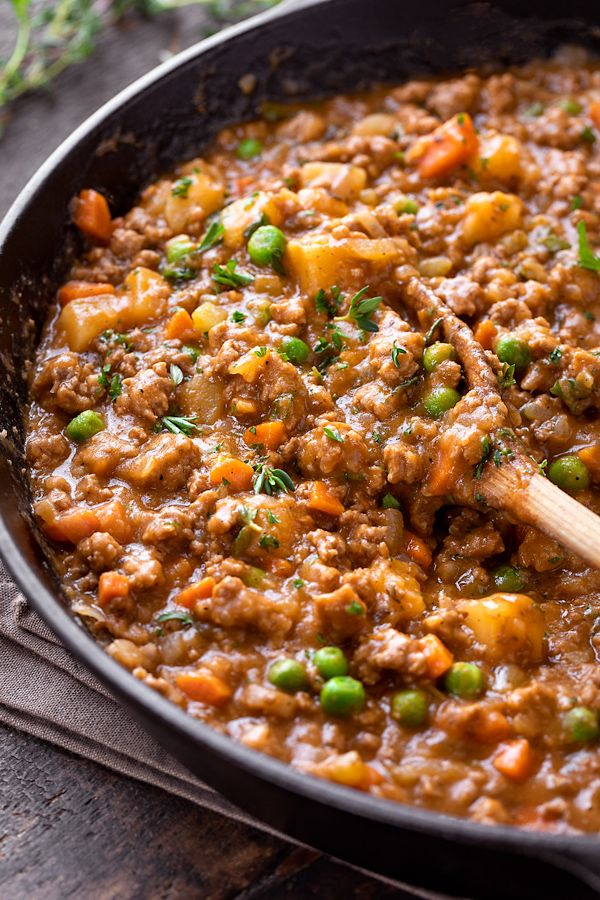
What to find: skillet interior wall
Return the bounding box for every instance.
[1,0,600,605]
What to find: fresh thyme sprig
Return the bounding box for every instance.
[0,0,282,136]
[252,459,295,496]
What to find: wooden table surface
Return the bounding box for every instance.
[0,7,414,898]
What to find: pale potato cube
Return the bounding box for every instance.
[472,133,522,184]
[192,301,227,334]
[221,192,283,249]
[286,234,402,296]
[314,751,366,788]
[458,592,545,664]
[368,557,426,619]
[229,347,270,382]
[177,373,224,425]
[299,162,367,202]
[122,267,171,327]
[57,295,122,352]
[461,191,523,246]
[164,171,226,232]
[352,113,398,136]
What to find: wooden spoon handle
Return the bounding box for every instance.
[482,465,600,571]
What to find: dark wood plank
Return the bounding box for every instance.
[0,722,412,900]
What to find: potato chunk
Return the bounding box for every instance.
[177,373,224,425]
[471,133,522,184]
[458,592,545,665]
[286,235,402,295]
[299,162,367,202]
[57,295,123,352]
[164,170,226,232]
[461,191,523,246]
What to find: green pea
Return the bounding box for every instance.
[444,662,485,699]
[391,689,428,727]
[320,676,365,717]
[236,139,263,161]
[167,240,195,264]
[548,456,590,493]
[495,334,531,369]
[268,658,307,693]
[182,344,200,361]
[423,342,457,372]
[563,706,600,742]
[66,410,104,443]
[493,565,524,592]
[313,647,348,680]
[423,386,460,418]
[248,225,287,269]
[282,336,309,365]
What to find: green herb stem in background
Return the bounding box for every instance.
[0,0,281,136]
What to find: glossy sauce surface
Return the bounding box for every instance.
[27,52,600,833]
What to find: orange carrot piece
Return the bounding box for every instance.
[47,508,100,544]
[421,634,454,679]
[175,577,216,610]
[471,711,512,744]
[244,420,287,451]
[579,445,600,480]
[176,669,232,706]
[590,101,600,132]
[95,499,132,544]
[74,189,113,244]
[209,457,254,492]
[164,308,196,341]
[58,280,115,307]
[98,571,130,607]
[473,319,497,351]
[357,764,384,792]
[257,556,294,577]
[409,113,478,180]
[493,739,535,782]
[307,481,345,517]
[403,530,433,569]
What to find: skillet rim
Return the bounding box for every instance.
[1,0,600,889]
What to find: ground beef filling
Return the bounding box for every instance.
[27,52,600,834]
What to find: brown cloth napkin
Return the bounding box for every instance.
[0,557,457,899]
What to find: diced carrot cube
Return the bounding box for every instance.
[579,445,600,480]
[48,508,100,544]
[98,571,130,607]
[421,634,454,679]
[493,739,535,782]
[307,481,345,517]
[175,577,216,610]
[404,530,433,569]
[357,764,384,792]
[471,710,512,744]
[95,500,132,544]
[473,319,497,351]
[74,189,113,244]
[209,457,254,491]
[408,113,478,180]
[590,101,600,132]
[58,281,115,307]
[257,556,294,576]
[164,308,196,341]
[244,420,287,450]
[176,669,232,706]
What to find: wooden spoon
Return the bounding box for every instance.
[400,278,600,571]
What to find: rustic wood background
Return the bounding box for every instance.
[0,5,414,897]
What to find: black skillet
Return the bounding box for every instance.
[1,0,600,896]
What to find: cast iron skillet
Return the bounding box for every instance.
[2,0,600,896]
